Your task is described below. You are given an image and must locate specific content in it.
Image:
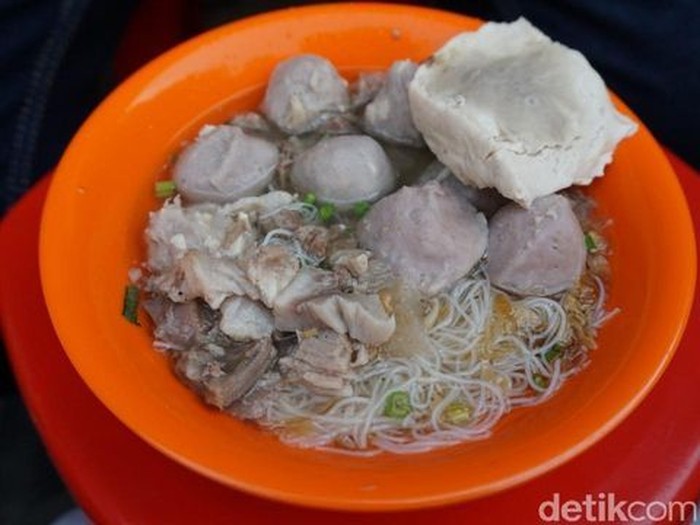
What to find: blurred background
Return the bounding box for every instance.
[1,1,698,523]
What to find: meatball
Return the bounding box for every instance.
[261,54,349,134]
[486,194,586,296]
[408,18,637,206]
[173,125,278,204]
[357,181,487,295]
[363,60,423,147]
[290,135,395,210]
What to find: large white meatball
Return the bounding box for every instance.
[409,18,637,207]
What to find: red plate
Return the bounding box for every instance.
[1,150,698,523]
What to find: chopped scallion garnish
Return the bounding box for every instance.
[155,180,177,199]
[352,201,371,218]
[383,391,412,418]
[318,202,336,223]
[442,402,472,425]
[544,344,563,363]
[122,285,140,325]
[532,374,548,389]
[584,232,597,252]
[302,192,317,205]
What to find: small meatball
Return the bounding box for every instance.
[291,135,395,210]
[173,125,279,204]
[358,181,487,295]
[219,296,274,341]
[486,194,586,296]
[261,54,349,134]
[363,60,423,147]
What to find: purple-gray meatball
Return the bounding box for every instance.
[173,125,279,204]
[262,54,349,134]
[486,194,586,296]
[363,60,423,147]
[358,181,487,295]
[291,135,395,210]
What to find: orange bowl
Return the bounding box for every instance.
[39,3,696,510]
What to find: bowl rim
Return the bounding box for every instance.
[39,2,697,511]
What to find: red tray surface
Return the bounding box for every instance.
[1,152,698,524]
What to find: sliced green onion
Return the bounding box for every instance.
[532,374,548,389]
[442,402,472,425]
[544,343,563,363]
[584,232,597,252]
[122,285,140,325]
[352,201,371,218]
[318,202,336,223]
[383,391,412,418]
[302,192,317,205]
[155,180,177,199]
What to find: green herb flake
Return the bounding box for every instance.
[532,374,549,389]
[122,285,140,325]
[383,391,412,418]
[584,232,597,252]
[352,201,371,218]
[442,402,472,425]
[302,192,317,205]
[544,344,563,363]
[318,202,336,223]
[155,180,177,199]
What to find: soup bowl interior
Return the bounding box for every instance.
[40,3,696,510]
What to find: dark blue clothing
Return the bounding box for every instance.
[1,0,138,214]
[1,3,138,523]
